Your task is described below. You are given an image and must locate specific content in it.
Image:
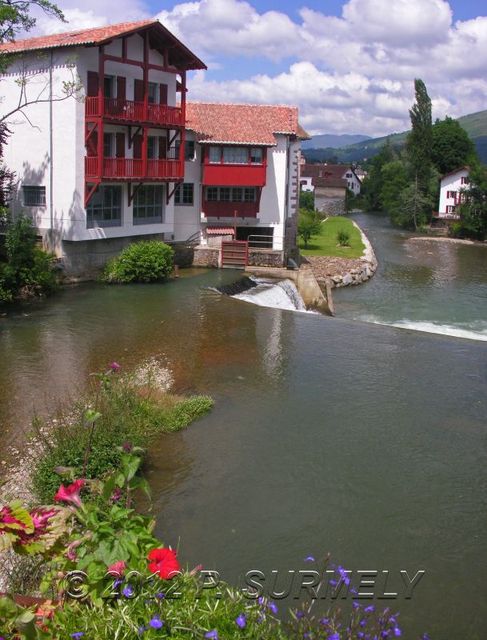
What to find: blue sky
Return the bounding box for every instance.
[39,0,487,136]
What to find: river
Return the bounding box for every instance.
[0,213,486,638]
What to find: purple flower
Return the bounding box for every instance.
[304,555,315,562]
[138,626,147,635]
[122,585,134,598]
[149,616,164,630]
[235,613,246,629]
[71,634,84,639]
[328,633,340,640]
[364,605,375,613]
[109,361,121,371]
[156,591,165,599]
[337,566,351,586]
[205,631,219,639]
[268,601,278,614]
[258,596,265,606]
[296,610,305,619]
[394,628,402,637]
[422,635,430,640]
[352,601,361,610]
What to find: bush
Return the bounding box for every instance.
[336,229,351,246]
[0,216,56,303]
[104,241,174,284]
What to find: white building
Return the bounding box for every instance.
[435,166,470,220]
[0,21,306,273]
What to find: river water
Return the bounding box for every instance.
[0,214,486,638]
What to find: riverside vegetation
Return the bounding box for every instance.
[0,364,430,639]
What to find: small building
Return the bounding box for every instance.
[435,166,470,220]
[300,163,361,215]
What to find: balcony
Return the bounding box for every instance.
[85,157,184,181]
[202,200,258,218]
[202,163,266,187]
[85,97,184,128]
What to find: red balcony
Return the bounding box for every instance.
[203,200,258,218]
[85,157,184,181]
[202,163,266,187]
[85,97,184,128]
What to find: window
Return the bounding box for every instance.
[23,185,46,207]
[207,187,218,201]
[133,185,164,224]
[148,136,157,160]
[232,187,243,202]
[209,147,221,163]
[103,133,113,157]
[87,186,122,228]
[346,172,353,178]
[461,176,469,185]
[446,205,456,213]
[250,148,263,164]
[219,187,231,201]
[148,82,158,104]
[175,183,194,206]
[185,140,196,161]
[104,76,114,98]
[244,188,256,202]
[223,147,248,164]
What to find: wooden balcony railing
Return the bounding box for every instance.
[85,157,184,181]
[85,97,184,127]
[202,200,259,218]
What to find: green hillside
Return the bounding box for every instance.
[303,109,487,164]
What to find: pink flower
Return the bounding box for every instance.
[109,362,121,372]
[107,560,126,576]
[54,479,85,508]
[148,548,181,580]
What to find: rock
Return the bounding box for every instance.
[342,273,353,286]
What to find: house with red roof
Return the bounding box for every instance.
[300,163,362,215]
[0,21,307,273]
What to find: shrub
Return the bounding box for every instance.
[336,229,351,246]
[0,216,56,303]
[104,241,174,284]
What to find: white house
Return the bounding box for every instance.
[436,166,470,220]
[0,21,306,273]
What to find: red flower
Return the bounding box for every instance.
[148,548,181,580]
[54,479,85,508]
[109,361,121,372]
[107,560,126,576]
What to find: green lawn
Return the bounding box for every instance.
[300,216,365,258]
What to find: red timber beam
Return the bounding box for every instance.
[97,45,105,179]
[128,182,144,206]
[142,31,149,177]
[85,181,99,207]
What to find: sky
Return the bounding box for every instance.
[33,0,487,137]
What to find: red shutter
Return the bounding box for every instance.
[134,79,144,102]
[86,126,98,157]
[158,136,167,159]
[133,134,142,159]
[117,76,126,100]
[159,84,168,105]
[87,71,99,97]
[116,133,125,158]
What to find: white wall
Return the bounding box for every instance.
[438,169,469,217]
[173,131,202,241]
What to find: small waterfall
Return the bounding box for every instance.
[223,277,307,312]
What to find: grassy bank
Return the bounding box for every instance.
[300,216,365,258]
[32,367,212,503]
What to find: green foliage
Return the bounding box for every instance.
[391,183,432,229]
[0,0,65,44]
[104,241,174,284]
[299,190,315,211]
[336,229,351,246]
[0,216,56,303]
[379,160,409,214]
[406,79,433,193]
[361,141,397,211]
[431,116,477,175]
[454,164,487,240]
[32,373,213,504]
[300,216,365,258]
[297,209,321,249]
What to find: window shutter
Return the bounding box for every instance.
[134,79,144,102]
[158,136,167,159]
[116,133,125,158]
[117,76,126,100]
[86,126,98,157]
[159,84,168,104]
[133,134,143,159]
[87,71,99,97]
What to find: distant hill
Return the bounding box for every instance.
[303,109,487,164]
[301,133,371,149]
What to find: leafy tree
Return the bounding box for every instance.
[455,164,487,240]
[0,123,15,224]
[361,140,396,211]
[431,117,477,175]
[299,189,314,211]
[392,183,431,230]
[379,160,408,214]
[298,209,321,249]
[0,0,65,44]
[406,79,433,199]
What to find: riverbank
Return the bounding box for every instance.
[408,236,487,246]
[306,219,378,288]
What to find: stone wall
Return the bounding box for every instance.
[248,249,285,267]
[192,246,220,268]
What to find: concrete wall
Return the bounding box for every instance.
[173,131,202,242]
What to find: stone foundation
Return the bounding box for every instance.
[248,249,285,267]
[192,246,220,267]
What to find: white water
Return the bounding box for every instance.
[233,278,308,312]
[357,315,487,342]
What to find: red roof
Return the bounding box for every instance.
[186,102,307,146]
[301,163,351,188]
[206,227,235,236]
[0,20,206,70]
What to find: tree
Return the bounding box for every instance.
[406,79,433,196]
[361,140,396,211]
[0,1,65,44]
[380,160,408,214]
[298,209,321,249]
[0,123,15,224]
[299,190,315,211]
[431,117,477,175]
[455,164,487,240]
[392,183,431,230]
